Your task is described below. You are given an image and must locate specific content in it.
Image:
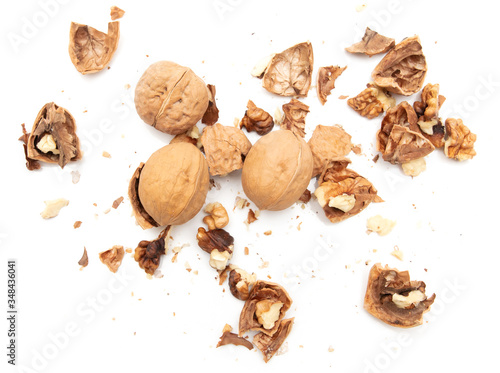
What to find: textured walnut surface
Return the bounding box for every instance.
[444,118,477,161]
[317,65,346,105]
[253,318,294,363]
[348,83,395,119]
[346,27,395,56]
[281,99,310,138]
[240,100,274,135]
[99,245,125,273]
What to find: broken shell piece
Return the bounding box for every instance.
[281,99,309,138]
[317,65,347,105]
[217,324,254,350]
[366,215,396,236]
[99,245,125,273]
[253,318,294,363]
[345,27,395,56]
[40,198,69,219]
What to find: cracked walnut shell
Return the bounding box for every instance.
[229,268,257,301]
[130,143,209,228]
[240,100,274,136]
[99,245,124,273]
[281,99,309,138]
[27,102,82,169]
[135,61,209,135]
[348,83,395,119]
[254,318,294,363]
[317,65,346,105]
[68,21,119,74]
[444,118,477,161]
[242,130,313,211]
[372,36,427,96]
[200,123,252,176]
[262,42,314,97]
[345,27,395,57]
[364,263,435,328]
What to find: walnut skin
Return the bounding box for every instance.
[253,318,294,363]
[307,125,353,177]
[348,83,395,119]
[240,100,274,136]
[317,65,347,105]
[200,123,252,176]
[99,245,125,273]
[372,36,427,96]
[315,159,383,223]
[242,130,313,211]
[135,61,209,135]
[27,102,82,169]
[68,21,120,75]
[281,99,310,138]
[414,83,447,148]
[239,280,292,337]
[444,118,477,161]
[345,27,395,57]
[134,226,171,275]
[364,263,435,328]
[262,42,314,97]
[133,143,210,228]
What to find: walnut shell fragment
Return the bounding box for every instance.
[202,84,219,126]
[262,42,314,97]
[414,83,447,148]
[200,123,252,176]
[364,263,435,328]
[99,245,125,273]
[135,61,209,135]
[345,27,395,57]
[377,102,435,164]
[444,118,477,161]
[348,83,395,119]
[217,324,253,350]
[110,6,125,20]
[253,318,294,363]
[240,100,274,136]
[78,247,89,268]
[19,124,41,171]
[128,163,159,230]
[372,36,427,96]
[317,66,347,105]
[281,99,310,138]
[308,125,353,177]
[134,226,171,275]
[239,280,292,337]
[68,21,120,74]
[27,103,82,169]
[315,159,383,223]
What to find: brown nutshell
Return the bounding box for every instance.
[317,65,347,105]
[228,268,256,301]
[240,100,274,136]
[345,27,395,56]
[19,124,41,171]
[281,99,310,138]
[202,84,219,126]
[253,318,294,363]
[99,245,125,273]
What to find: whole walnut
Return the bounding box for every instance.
[241,130,313,211]
[135,61,209,135]
[129,142,209,228]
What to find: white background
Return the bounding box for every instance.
[1,0,499,372]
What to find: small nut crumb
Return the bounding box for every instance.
[78,247,89,268]
[366,215,396,236]
[209,249,232,271]
[233,196,248,210]
[246,209,258,225]
[102,151,111,158]
[112,196,124,209]
[402,158,426,177]
[244,247,249,255]
[110,5,125,20]
[73,221,82,229]
[391,247,404,261]
[263,230,272,236]
[41,198,69,219]
[71,170,80,184]
[99,245,125,273]
[328,346,335,352]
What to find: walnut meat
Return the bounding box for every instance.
[196,227,234,270]
[242,130,313,211]
[444,118,477,161]
[348,83,395,119]
[372,36,427,96]
[27,103,82,169]
[364,263,435,328]
[253,318,294,363]
[307,125,353,177]
[281,99,310,138]
[240,100,274,136]
[377,102,434,164]
[200,123,252,176]
[414,83,447,148]
[345,27,395,56]
[317,66,347,105]
[229,268,257,301]
[99,245,125,273]
[130,143,210,229]
[239,281,292,337]
[262,42,314,97]
[135,61,209,135]
[134,226,171,275]
[68,21,120,74]
[315,159,383,223]
[203,202,229,230]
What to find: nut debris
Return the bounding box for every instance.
[345,27,395,56]
[40,198,69,219]
[99,245,125,273]
[317,65,347,105]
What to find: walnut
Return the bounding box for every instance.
[307,125,353,177]
[377,102,434,164]
[170,126,201,148]
[27,103,82,169]
[281,99,310,138]
[315,159,383,223]
[99,245,125,273]
[364,263,435,328]
[372,36,427,96]
[348,83,395,119]
[240,100,274,136]
[202,84,219,126]
[239,280,292,337]
[196,227,234,270]
[216,324,253,350]
[40,198,69,219]
[200,123,252,176]
[68,21,120,74]
[444,118,477,161]
[134,226,171,275]
[135,61,209,135]
[401,157,426,177]
[253,318,294,363]
[229,268,257,300]
[366,215,396,236]
[110,6,125,20]
[209,250,232,271]
[203,202,229,230]
[317,66,347,105]
[414,83,447,148]
[345,27,395,56]
[261,42,314,97]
